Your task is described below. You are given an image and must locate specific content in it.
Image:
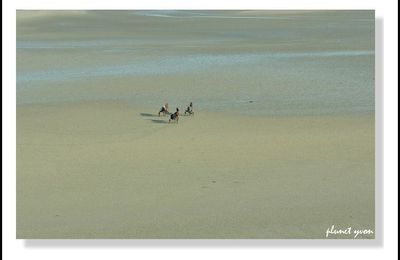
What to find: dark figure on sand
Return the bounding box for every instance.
[158,103,169,116]
[169,108,180,123]
[185,102,194,116]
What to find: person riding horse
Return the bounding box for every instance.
[185,102,194,116]
[169,108,180,123]
[158,103,169,116]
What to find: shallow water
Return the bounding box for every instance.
[17,10,374,116]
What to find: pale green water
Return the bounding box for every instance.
[17,10,375,116]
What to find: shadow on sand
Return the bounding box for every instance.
[150,119,168,124]
[140,112,169,124]
[140,113,158,117]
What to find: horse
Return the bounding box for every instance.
[158,106,169,117]
[169,111,179,123]
[184,106,194,116]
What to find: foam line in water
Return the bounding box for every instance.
[133,11,296,20]
[17,51,374,84]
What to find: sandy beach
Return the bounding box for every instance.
[17,102,374,238]
[17,10,375,238]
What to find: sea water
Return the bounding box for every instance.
[17,10,375,116]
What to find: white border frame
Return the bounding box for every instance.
[3,1,398,259]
